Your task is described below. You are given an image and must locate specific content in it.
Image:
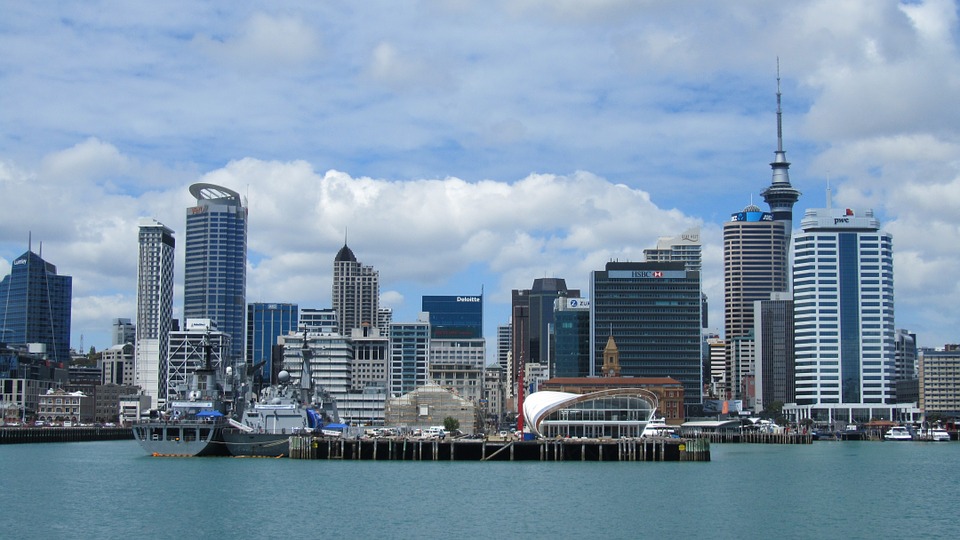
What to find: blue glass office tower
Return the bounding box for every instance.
[0,249,72,364]
[183,183,247,363]
[421,295,483,339]
[551,298,591,378]
[247,303,298,383]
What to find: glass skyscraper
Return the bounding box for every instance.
[246,302,298,383]
[0,248,72,364]
[183,183,247,363]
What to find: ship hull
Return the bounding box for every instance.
[132,422,229,457]
[221,430,292,457]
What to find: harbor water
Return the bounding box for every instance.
[1,439,957,539]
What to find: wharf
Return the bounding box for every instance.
[690,432,813,444]
[289,436,710,462]
[0,426,133,444]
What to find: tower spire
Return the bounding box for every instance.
[761,58,801,244]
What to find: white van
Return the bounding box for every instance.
[423,426,446,438]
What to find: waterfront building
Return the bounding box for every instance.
[384,383,477,434]
[551,297,591,378]
[102,343,135,386]
[511,279,579,401]
[753,293,795,411]
[111,318,135,346]
[388,316,430,397]
[246,302,298,383]
[165,319,230,403]
[525,384,666,438]
[918,346,960,418]
[723,205,788,402]
[589,261,702,412]
[332,243,379,336]
[36,388,93,425]
[0,247,72,365]
[136,229,176,407]
[422,294,483,339]
[0,344,67,422]
[786,205,917,424]
[429,337,486,404]
[540,375,685,422]
[183,183,247,363]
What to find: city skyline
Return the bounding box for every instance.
[1,3,959,353]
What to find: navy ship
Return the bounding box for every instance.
[132,335,233,457]
[222,332,339,457]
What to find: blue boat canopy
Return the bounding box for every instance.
[196,410,224,417]
[323,423,348,429]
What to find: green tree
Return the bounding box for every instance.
[443,416,460,432]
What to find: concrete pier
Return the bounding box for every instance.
[289,436,710,462]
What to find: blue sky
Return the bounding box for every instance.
[2,1,959,356]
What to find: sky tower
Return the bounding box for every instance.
[760,61,801,245]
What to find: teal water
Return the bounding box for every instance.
[1,440,957,539]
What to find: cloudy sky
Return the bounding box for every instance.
[2,1,959,356]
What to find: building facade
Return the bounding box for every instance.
[787,206,911,424]
[0,249,72,365]
[388,317,430,397]
[332,243,379,336]
[511,278,579,401]
[918,346,960,418]
[723,206,788,402]
[183,183,247,363]
[589,261,702,412]
[111,318,135,346]
[422,295,483,339]
[753,293,795,411]
[551,297,591,378]
[135,218,175,409]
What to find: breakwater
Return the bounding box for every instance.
[0,426,133,444]
[289,436,710,462]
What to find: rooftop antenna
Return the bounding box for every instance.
[28,231,32,253]
[826,179,833,209]
[776,57,784,154]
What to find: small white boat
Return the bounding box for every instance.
[884,426,913,441]
[928,428,950,442]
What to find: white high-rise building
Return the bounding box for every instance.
[135,218,175,409]
[787,205,917,424]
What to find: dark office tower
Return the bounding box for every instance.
[332,243,379,336]
[754,292,795,411]
[510,278,579,396]
[760,65,801,246]
[183,183,247,363]
[136,218,176,408]
[0,247,72,364]
[590,262,701,411]
[723,205,788,400]
[552,298,591,378]
[421,295,483,339]
[247,303,298,383]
